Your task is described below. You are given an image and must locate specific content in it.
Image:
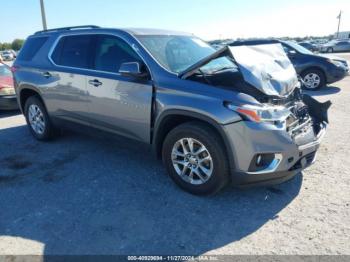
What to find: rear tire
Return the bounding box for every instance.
[162,122,229,195]
[24,96,56,141]
[301,69,325,91]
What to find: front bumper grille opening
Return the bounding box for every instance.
[248,153,276,173]
[289,152,317,171]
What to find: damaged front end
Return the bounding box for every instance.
[181,43,331,180]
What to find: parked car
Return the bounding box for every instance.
[9,49,17,58]
[0,50,15,61]
[0,63,18,110]
[13,26,330,195]
[230,39,349,90]
[298,42,319,52]
[320,40,350,53]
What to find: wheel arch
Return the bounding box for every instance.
[19,86,46,113]
[152,109,236,173]
[301,66,327,81]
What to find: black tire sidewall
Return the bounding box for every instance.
[301,69,325,91]
[162,122,229,195]
[24,96,53,140]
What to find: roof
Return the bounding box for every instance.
[34,25,192,37]
[123,28,193,36]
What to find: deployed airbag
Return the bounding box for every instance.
[229,44,299,98]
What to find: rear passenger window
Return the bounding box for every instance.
[94,35,141,73]
[17,37,48,61]
[51,35,93,69]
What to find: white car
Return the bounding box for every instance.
[0,51,15,61]
[321,40,350,53]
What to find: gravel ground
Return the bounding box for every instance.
[0,56,349,256]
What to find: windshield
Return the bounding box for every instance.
[0,65,12,77]
[137,35,236,74]
[285,41,313,55]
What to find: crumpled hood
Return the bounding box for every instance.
[180,44,299,98]
[228,44,298,97]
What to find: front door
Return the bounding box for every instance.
[86,35,153,143]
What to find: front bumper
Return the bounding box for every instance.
[0,95,19,110]
[223,119,326,187]
[326,64,349,84]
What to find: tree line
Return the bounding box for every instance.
[0,39,25,51]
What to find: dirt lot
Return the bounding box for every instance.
[0,55,349,256]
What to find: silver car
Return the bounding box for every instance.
[321,40,350,53]
[13,26,330,195]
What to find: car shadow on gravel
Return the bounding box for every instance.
[304,85,341,96]
[0,125,303,256]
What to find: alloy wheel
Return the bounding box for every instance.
[28,104,46,135]
[171,138,213,185]
[303,73,321,89]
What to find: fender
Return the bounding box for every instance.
[153,109,240,175]
[17,84,45,113]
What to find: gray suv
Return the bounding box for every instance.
[13,26,330,195]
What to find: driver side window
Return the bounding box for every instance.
[94,35,141,73]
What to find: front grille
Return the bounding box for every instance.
[286,101,313,140]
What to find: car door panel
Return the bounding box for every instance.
[46,34,94,124]
[85,34,153,143]
[45,70,90,124]
[86,73,153,142]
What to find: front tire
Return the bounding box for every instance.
[24,96,56,141]
[301,69,325,91]
[162,122,229,195]
[327,47,334,53]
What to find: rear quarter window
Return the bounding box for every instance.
[17,37,48,61]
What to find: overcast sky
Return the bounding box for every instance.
[0,0,349,42]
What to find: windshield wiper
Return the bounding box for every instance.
[210,66,236,74]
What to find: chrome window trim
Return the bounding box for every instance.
[47,32,153,79]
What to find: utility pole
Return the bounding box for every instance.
[336,11,342,38]
[40,0,47,30]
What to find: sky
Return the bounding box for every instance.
[0,0,349,42]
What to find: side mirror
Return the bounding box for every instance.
[119,62,147,78]
[288,50,297,56]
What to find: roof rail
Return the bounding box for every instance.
[34,25,100,35]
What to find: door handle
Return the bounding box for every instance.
[43,72,52,78]
[88,79,103,87]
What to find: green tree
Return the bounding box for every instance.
[11,39,25,51]
[0,42,12,51]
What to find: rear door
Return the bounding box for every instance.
[86,34,153,143]
[48,34,93,124]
